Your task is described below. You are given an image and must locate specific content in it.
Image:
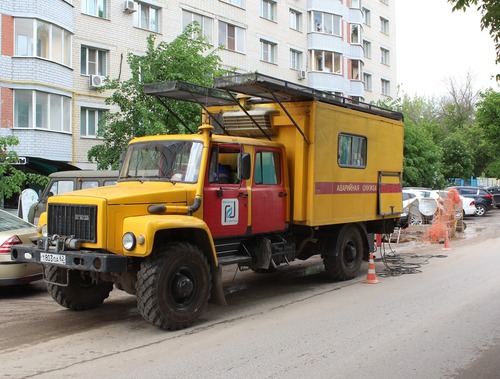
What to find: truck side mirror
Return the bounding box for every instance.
[239,153,251,181]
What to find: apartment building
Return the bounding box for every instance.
[0,0,397,171]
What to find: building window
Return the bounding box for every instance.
[220,0,246,8]
[218,22,245,53]
[289,9,302,31]
[380,17,389,34]
[381,47,390,65]
[81,46,107,76]
[338,133,366,168]
[261,0,277,21]
[363,73,372,91]
[381,79,390,96]
[261,39,277,64]
[14,90,71,131]
[81,108,105,137]
[133,2,160,32]
[182,10,214,44]
[310,50,342,74]
[290,49,302,70]
[350,24,361,44]
[363,8,371,25]
[81,0,107,18]
[14,18,72,66]
[312,11,342,36]
[350,0,361,9]
[351,60,362,80]
[363,40,371,59]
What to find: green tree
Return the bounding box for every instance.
[475,89,500,177]
[88,26,223,169]
[449,0,500,72]
[440,132,475,179]
[0,136,48,205]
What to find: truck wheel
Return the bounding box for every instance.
[136,242,211,330]
[323,226,363,281]
[45,266,113,311]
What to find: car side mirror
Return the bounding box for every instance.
[239,153,251,181]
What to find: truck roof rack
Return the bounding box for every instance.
[214,73,404,121]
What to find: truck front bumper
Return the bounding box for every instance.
[11,237,129,273]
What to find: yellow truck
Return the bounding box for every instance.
[12,74,404,330]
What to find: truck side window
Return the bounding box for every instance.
[338,133,367,168]
[81,181,99,189]
[209,144,240,184]
[254,151,281,185]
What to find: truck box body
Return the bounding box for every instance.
[209,97,404,227]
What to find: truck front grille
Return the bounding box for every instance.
[48,204,97,243]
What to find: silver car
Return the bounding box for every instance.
[0,209,42,286]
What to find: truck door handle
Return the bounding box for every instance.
[238,193,248,198]
[278,192,287,197]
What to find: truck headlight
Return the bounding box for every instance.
[122,232,136,251]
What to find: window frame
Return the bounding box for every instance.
[182,10,214,44]
[289,9,302,31]
[254,150,282,185]
[81,0,107,18]
[363,72,372,91]
[380,47,390,65]
[80,107,106,138]
[290,49,302,70]
[381,79,391,96]
[311,11,342,36]
[14,89,71,132]
[338,133,367,169]
[133,2,160,32]
[220,0,246,8]
[261,0,277,21]
[363,8,371,26]
[260,39,277,64]
[218,21,246,53]
[14,18,72,66]
[310,50,342,74]
[80,45,108,76]
[363,40,371,59]
[380,17,389,34]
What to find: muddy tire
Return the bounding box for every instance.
[136,242,211,330]
[323,225,364,281]
[45,266,113,310]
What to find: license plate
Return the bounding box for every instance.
[40,253,66,265]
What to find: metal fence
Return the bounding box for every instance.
[448,177,500,187]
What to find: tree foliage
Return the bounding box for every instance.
[0,136,48,202]
[88,26,223,169]
[475,88,500,176]
[449,0,500,71]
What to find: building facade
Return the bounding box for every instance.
[0,0,397,170]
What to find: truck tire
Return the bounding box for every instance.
[45,266,113,311]
[136,242,211,330]
[323,225,363,281]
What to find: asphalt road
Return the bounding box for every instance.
[1,210,499,378]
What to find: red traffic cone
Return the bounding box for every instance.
[442,230,451,251]
[364,253,380,284]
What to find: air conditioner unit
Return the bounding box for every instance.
[123,0,137,13]
[89,75,106,89]
[297,70,306,80]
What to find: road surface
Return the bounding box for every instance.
[1,211,499,378]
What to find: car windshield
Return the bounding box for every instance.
[119,140,203,183]
[0,210,33,232]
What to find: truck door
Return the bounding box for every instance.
[203,144,249,238]
[251,148,287,234]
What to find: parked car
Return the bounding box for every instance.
[446,186,494,217]
[483,186,500,208]
[28,170,119,225]
[0,209,41,286]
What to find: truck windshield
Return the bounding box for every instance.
[120,140,203,183]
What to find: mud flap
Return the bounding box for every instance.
[209,265,227,306]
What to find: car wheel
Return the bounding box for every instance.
[475,204,486,217]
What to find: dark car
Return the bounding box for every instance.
[483,186,500,208]
[446,186,494,216]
